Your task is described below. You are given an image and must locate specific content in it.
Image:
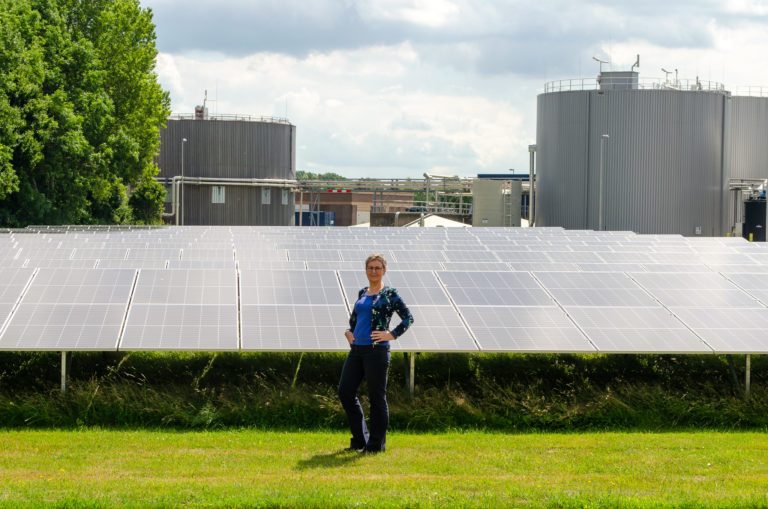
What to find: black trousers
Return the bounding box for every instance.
[337,345,391,452]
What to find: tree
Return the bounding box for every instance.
[128,165,165,224]
[296,170,348,181]
[0,0,170,226]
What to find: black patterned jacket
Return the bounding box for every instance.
[348,287,414,339]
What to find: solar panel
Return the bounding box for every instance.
[239,270,344,305]
[458,306,594,352]
[0,268,135,351]
[437,271,555,307]
[305,261,361,270]
[287,249,340,261]
[721,273,768,306]
[577,263,646,272]
[391,305,477,352]
[508,262,581,272]
[339,270,451,306]
[534,272,659,307]
[22,268,136,305]
[641,264,711,273]
[441,262,511,271]
[240,304,349,351]
[169,260,239,269]
[0,268,35,335]
[672,308,768,353]
[630,272,759,309]
[546,252,603,263]
[97,259,168,269]
[1,303,128,350]
[131,269,237,305]
[119,269,239,351]
[565,307,710,353]
[121,304,238,351]
[2,226,767,354]
[391,250,446,263]
[25,259,97,269]
[442,251,500,263]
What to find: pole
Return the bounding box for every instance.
[528,144,536,226]
[598,134,609,231]
[408,353,415,398]
[746,354,751,399]
[61,351,68,393]
[299,191,303,226]
[181,138,187,226]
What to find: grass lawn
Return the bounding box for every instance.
[0,430,767,508]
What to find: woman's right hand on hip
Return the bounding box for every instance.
[344,330,355,345]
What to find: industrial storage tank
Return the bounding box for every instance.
[536,72,731,236]
[729,96,768,181]
[156,111,296,226]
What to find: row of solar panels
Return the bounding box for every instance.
[1,266,767,354]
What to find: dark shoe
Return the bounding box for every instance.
[362,448,384,454]
[343,446,365,453]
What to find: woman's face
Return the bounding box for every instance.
[366,260,386,286]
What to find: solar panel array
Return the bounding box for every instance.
[0,225,767,353]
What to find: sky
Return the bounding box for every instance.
[144,0,768,178]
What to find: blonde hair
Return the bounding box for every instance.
[365,253,387,270]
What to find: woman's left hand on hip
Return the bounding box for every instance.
[372,330,394,342]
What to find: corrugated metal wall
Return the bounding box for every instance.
[729,96,768,180]
[537,90,727,235]
[157,120,295,179]
[536,92,590,229]
[182,185,294,226]
[157,119,296,226]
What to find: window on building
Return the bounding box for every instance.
[262,188,271,205]
[212,186,225,204]
[281,189,289,205]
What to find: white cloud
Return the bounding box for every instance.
[148,0,768,178]
[358,0,461,27]
[156,41,526,177]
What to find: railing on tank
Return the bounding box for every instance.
[543,77,727,93]
[733,86,768,97]
[168,113,292,124]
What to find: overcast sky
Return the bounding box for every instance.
[144,0,768,178]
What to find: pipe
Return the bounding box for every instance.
[159,176,298,221]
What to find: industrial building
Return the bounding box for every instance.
[536,70,768,237]
[156,107,297,226]
[294,190,416,226]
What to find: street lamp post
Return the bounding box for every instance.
[598,134,609,231]
[181,138,187,225]
[528,144,536,226]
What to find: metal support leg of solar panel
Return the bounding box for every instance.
[61,352,68,393]
[746,354,751,399]
[403,353,415,399]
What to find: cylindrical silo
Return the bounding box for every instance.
[537,74,730,236]
[156,114,296,226]
[729,96,768,180]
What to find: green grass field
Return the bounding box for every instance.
[1,430,767,508]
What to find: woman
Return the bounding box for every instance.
[338,253,414,453]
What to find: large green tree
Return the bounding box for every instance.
[0,0,170,226]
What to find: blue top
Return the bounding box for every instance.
[352,293,379,345]
[347,286,413,345]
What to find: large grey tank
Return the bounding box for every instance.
[156,114,296,226]
[536,74,768,236]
